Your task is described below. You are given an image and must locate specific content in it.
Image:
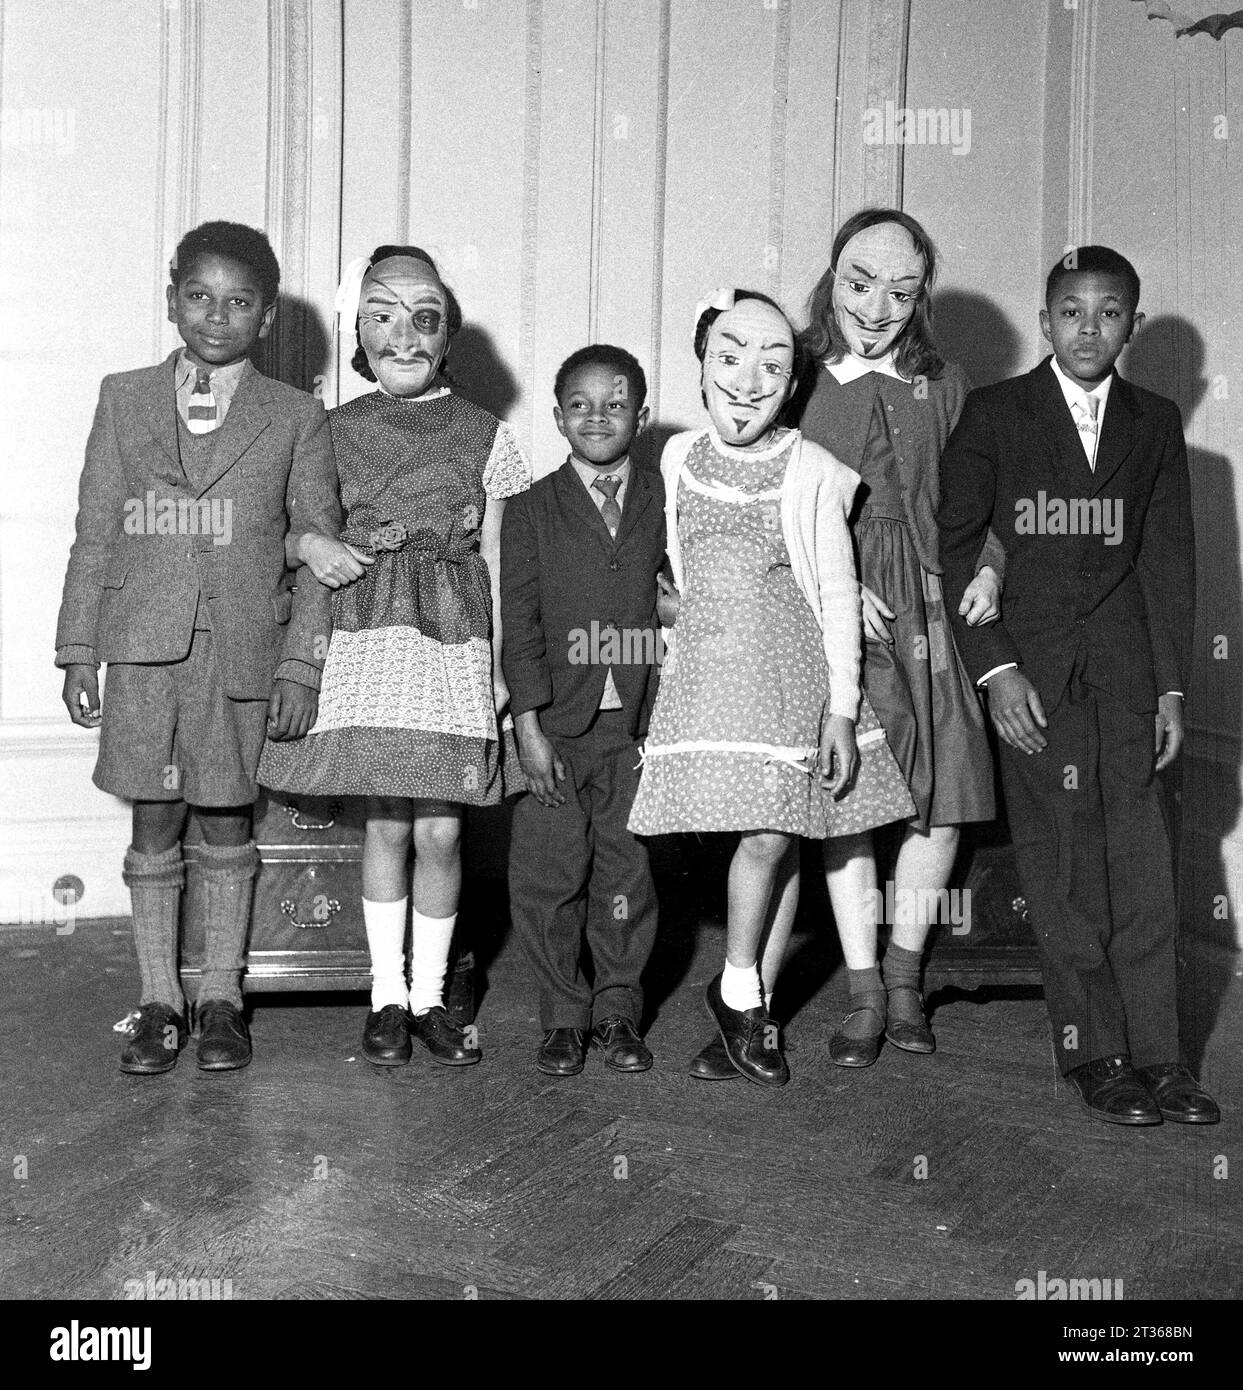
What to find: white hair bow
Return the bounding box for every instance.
[334,255,373,338]
[693,287,736,331]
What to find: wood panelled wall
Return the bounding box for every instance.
[1,0,1238,948]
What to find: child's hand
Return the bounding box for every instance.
[1154,692,1184,772]
[493,671,511,718]
[861,585,896,644]
[62,664,102,728]
[819,714,858,798]
[267,679,318,741]
[297,532,374,588]
[960,565,1001,626]
[984,668,1047,754]
[517,724,567,808]
[656,574,681,627]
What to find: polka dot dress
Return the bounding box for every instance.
[627,429,913,837]
[257,386,530,804]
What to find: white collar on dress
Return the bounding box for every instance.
[824,351,906,384]
[374,383,451,401]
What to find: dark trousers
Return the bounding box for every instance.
[509,709,658,1031]
[998,663,1180,1072]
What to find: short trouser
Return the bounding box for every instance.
[95,630,270,807]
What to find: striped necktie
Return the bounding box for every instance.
[186,366,218,434]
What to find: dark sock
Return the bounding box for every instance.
[123,846,185,1011]
[197,841,259,1009]
[841,965,886,1040]
[882,942,925,1024]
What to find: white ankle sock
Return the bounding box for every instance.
[721,959,762,1010]
[408,909,457,1015]
[363,896,408,1010]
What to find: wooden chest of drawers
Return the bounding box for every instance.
[181,792,371,998]
[179,795,509,1000]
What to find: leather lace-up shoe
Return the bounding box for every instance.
[362,1003,412,1066]
[119,1003,189,1075]
[590,1017,653,1072]
[884,987,936,1054]
[409,1005,481,1066]
[195,1000,252,1072]
[705,973,788,1087]
[829,1004,886,1068]
[1067,1055,1162,1125]
[1135,1062,1220,1124]
[537,1027,586,1076]
[688,1035,740,1081]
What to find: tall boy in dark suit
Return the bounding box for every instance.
[502,345,666,1076]
[937,246,1218,1125]
[57,221,340,1075]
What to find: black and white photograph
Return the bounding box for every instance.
[1,0,1239,1343]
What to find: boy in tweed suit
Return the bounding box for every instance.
[56,221,341,1074]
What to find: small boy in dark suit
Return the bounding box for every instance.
[938,246,1218,1125]
[501,345,667,1076]
[56,221,341,1075]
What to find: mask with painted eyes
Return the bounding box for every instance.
[701,299,796,447]
[357,255,450,397]
[829,222,925,361]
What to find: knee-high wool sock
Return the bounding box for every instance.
[197,841,259,1010]
[123,845,185,1012]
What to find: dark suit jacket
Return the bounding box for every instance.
[937,357,1195,716]
[501,459,667,738]
[55,353,342,698]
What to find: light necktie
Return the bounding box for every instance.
[187,366,218,434]
[1076,393,1100,470]
[592,473,622,536]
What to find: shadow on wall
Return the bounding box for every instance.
[1126,314,1241,1068]
[449,323,521,420]
[932,289,1026,387]
[258,293,333,396]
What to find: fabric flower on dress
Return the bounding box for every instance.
[368,520,409,552]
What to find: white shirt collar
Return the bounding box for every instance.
[824,351,906,385]
[570,455,630,492]
[1049,355,1112,417]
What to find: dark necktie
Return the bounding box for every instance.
[592,473,622,536]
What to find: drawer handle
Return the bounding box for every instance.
[284,801,341,831]
[1011,896,1030,922]
[280,895,341,930]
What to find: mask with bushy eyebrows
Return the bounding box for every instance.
[701,299,795,446]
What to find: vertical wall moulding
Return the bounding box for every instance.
[518,0,544,449]
[153,0,203,359]
[830,1,848,232]
[396,0,413,241]
[766,0,792,300]
[587,0,607,344]
[264,0,314,392]
[647,0,671,426]
[1066,0,1097,248]
[862,0,910,208]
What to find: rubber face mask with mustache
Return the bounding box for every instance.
[358,256,449,397]
[701,300,795,448]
